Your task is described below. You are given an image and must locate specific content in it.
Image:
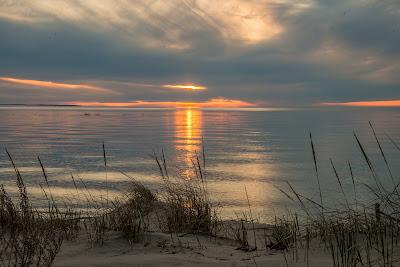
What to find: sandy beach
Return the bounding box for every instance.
[54,231,332,267]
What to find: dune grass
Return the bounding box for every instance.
[0,146,218,266]
[152,150,219,235]
[272,125,400,266]
[0,152,79,266]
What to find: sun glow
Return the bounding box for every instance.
[162,84,207,90]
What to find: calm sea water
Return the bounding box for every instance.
[0,107,399,220]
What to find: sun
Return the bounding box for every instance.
[162,84,207,91]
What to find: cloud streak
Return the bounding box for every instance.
[0,77,114,94]
[320,100,400,107]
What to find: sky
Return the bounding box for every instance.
[0,0,399,107]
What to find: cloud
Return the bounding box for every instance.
[0,0,286,50]
[320,99,400,107]
[66,98,256,108]
[0,77,115,94]
[0,0,399,106]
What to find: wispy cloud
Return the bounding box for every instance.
[0,0,289,50]
[66,98,255,108]
[0,77,115,94]
[320,100,400,107]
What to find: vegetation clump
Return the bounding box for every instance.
[153,151,219,235]
[272,125,400,266]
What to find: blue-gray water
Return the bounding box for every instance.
[0,106,399,219]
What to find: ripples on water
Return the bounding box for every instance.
[0,106,399,219]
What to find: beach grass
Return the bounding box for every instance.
[273,128,400,266]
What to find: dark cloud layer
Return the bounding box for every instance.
[0,0,399,106]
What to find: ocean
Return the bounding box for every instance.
[0,106,399,220]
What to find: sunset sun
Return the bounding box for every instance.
[162,84,207,91]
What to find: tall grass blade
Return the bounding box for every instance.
[310,132,323,209]
[354,132,384,193]
[385,132,400,151]
[330,158,349,209]
[38,156,58,212]
[369,121,394,182]
[348,161,357,205]
[102,142,109,205]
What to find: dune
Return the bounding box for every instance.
[54,230,333,267]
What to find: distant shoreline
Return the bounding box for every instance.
[0,104,296,111]
[0,104,398,111]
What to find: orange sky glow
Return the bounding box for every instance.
[66,98,255,108]
[320,100,400,107]
[162,84,207,90]
[0,77,113,94]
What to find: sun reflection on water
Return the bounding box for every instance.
[174,109,203,177]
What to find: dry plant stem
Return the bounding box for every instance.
[310,133,323,212]
[245,185,257,250]
[369,121,394,183]
[103,142,109,206]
